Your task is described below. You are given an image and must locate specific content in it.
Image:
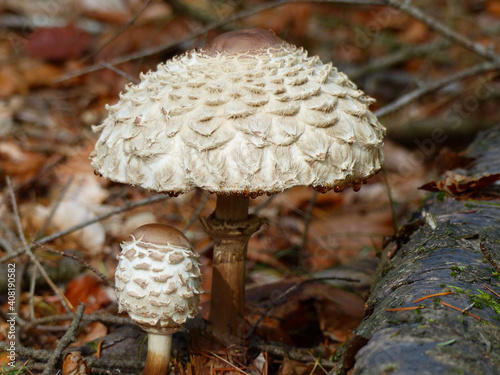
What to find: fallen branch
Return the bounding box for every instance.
[374,61,499,117]
[43,303,85,375]
[55,0,386,82]
[385,0,500,64]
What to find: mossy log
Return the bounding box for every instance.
[341,126,500,375]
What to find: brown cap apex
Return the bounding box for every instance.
[204,28,287,55]
[131,224,190,248]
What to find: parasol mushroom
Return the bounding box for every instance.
[90,28,385,343]
[114,224,203,375]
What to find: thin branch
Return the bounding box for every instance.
[29,267,37,321]
[385,0,500,64]
[347,39,451,80]
[301,190,318,253]
[183,190,211,232]
[247,276,359,337]
[55,0,386,82]
[6,177,73,313]
[254,343,335,368]
[99,61,141,84]
[35,177,74,240]
[43,303,85,375]
[84,0,153,61]
[251,195,276,215]
[23,312,133,327]
[374,61,499,118]
[32,194,169,247]
[33,241,114,288]
[0,341,144,371]
[1,194,168,265]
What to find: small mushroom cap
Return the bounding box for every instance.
[114,224,203,335]
[90,28,385,197]
[204,29,286,55]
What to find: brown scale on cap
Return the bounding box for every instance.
[132,223,190,249]
[203,28,288,55]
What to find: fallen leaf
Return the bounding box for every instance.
[25,23,91,61]
[419,171,500,198]
[65,275,112,314]
[63,352,91,375]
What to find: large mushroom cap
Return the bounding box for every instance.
[115,224,203,335]
[90,29,385,197]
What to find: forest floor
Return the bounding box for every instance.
[1,1,500,374]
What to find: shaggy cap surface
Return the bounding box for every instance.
[90,29,386,197]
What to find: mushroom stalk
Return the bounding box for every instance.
[144,334,172,375]
[204,195,263,343]
[215,195,249,221]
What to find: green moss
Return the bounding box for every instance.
[1,363,27,375]
[447,285,500,316]
[472,290,500,314]
[436,191,447,201]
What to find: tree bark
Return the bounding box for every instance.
[341,126,500,375]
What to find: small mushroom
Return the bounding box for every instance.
[115,224,203,375]
[91,29,385,343]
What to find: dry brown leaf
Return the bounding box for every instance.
[62,352,92,375]
[246,279,364,346]
[0,141,48,184]
[25,24,91,61]
[65,275,112,314]
[278,355,311,375]
[486,0,500,16]
[72,321,108,348]
[0,65,27,97]
[419,171,500,198]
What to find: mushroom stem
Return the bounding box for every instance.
[144,333,172,375]
[215,195,249,221]
[209,195,250,342]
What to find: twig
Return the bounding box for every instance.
[386,306,425,312]
[23,312,133,327]
[385,0,500,64]
[374,61,499,117]
[301,191,318,267]
[440,301,481,320]
[33,241,114,288]
[1,194,169,264]
[36,177,74,240]
[99,61,141,84]
[183,190,211,232]
[248,276,359,337]
[0,341,144,371]
[55,0,386,82]
[251,195,276,215]
[302,191,318,247]
[29,267,37,320]
[43,303,85,375]
[6,177,74,313]
[0,236,15,255]
[24,194,169,250]
[413,291,452,303]
[348,39,451,80]
[482,284,500,299]
[84,0,152,61]
[208,352,250,375]
[254,343,335,368]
